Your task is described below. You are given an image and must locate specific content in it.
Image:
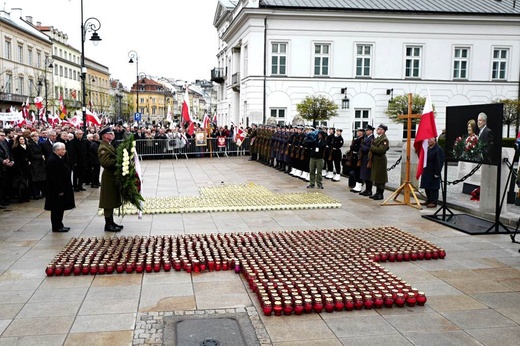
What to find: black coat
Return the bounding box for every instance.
[27,140,46,183]
[420,144,444,190]
[44,153,75,211]
[12,145,30,180]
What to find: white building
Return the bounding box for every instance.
[212,0,520,142]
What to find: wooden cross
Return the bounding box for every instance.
[381,93,423,209]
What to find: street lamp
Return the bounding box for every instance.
[80,0,101,135]
[128,50,142,121]
[37,57,53,125]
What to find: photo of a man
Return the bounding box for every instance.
[477,112,494,162]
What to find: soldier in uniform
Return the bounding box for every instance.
[98,127,124,232]
[331,129,344,182]
[369,124,390,201]
[349,128,364,191]
[359,125,375,196]
[324,127,335,179]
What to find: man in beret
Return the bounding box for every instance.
[369,124,389,201]
[98,127,123,232]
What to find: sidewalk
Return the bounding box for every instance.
[0,156,519,345]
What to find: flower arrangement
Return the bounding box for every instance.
[452,134,485,161]
[104,182,341,215]
[115,134,144,213]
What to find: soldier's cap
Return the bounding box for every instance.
[377,123,388,131]
[99,127,114,136]
[356,128,365,132]
[365,125,375,131]
[336,129,343,132]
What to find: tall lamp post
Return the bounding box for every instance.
[37,57,53,126]
[128,50,141,120]
[80,0,101,135]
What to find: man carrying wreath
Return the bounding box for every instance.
[98,127,124,232]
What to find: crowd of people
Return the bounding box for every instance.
[0,125,103,209]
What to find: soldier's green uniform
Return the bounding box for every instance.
[369,124,389,201]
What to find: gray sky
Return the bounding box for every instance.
[12,0,220,88]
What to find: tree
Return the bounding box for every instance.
[296,95,338,127]
[493,98,520,138]
[385,93,428,126]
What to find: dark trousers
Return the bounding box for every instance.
[50,209,64,230]
[426,189,439,204]
[91,164,100,185]
[73,165,84,188]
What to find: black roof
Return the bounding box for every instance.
[259,0,520,15]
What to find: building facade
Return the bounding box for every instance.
[212,0,520,141]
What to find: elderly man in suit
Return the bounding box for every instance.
[477,112,494,162]
[44,142,75,232]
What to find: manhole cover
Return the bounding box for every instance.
[164,313,260,346]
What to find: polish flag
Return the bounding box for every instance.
[34,96,43,110]
[22,97,30,119]
[414,94,437,180]
[235,125,247,147]
[166,104,173,125]
[212,114,217,126]
[86,110,101,126]
[181,87,194,135]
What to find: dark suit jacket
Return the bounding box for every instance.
[478,126,494,162]
[44,153,75,211]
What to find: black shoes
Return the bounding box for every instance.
[90,184,100,188]
[52,227,69,233]
[307,185,315,189]
[104,224,121,232]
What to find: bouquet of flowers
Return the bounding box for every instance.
[115,134,144,213]
[452,135,485,161]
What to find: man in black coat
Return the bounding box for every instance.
[71,130,88,191]
[477,112,494,163]
[44,142,75,232]
[41,130,58,161]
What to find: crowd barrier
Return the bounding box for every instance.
[131,137,251,159]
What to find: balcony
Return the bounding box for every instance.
[0,93,27,104]
[211,68,225,84]
[231,72,240,92]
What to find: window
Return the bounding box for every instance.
[492,48,508,80]
[5,74,12,93]
[314,44,330,76]
[356,44,372,77]
[36,51,41,68]
[403,121,417,139]
[59,66,63,77]
[54,64,58,75]
[28,48,33,66]
[453,47,469,79]
[354,109,370,132]
[4,40,11,60]
[17,77,24,94]
[405,46,422,78]
[271,43,287,75]
[18,44,23,63]
[29,79,34,95]
[270,108,286,126]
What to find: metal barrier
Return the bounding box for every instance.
[132,137,251,159]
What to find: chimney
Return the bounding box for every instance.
[25,15,32,24]
[10,7,22,18]
[36,21,42,27]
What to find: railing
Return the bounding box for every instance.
[130,137,251,159]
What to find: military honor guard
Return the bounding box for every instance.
[359,125,375,196]
[369,124,390,201]
[330,129,344,182]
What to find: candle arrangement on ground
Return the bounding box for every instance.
[100,182,341,215]
[45,226,445,315]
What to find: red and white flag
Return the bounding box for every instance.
[22,97,30,119]
[86,110,101,126]
[34,96,43,110]
[166,104,173,125]
[235,124,247,147]
[203,113,210,132]
[59,94,67,119]
[181,87,194,136]
[414,94,437,180]
[212,114,217,126]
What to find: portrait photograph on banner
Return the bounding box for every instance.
[445,103,503,166]
[195,131,207,147]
